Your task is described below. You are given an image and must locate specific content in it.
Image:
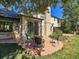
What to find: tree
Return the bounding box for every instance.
[63,0,79,33]
[61,19,72,33]
[0,0,68,14]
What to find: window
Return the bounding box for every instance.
[27,22,34,36]
[0,21,13,32]
[27,21,39,37]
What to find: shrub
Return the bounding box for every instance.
[49,29,63,41]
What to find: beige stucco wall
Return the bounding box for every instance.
[42,20,45,36]
[42,7,53,36]
[21,16,28,35]
[45,12,52,36]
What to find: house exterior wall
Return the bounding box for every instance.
[42,20,45,36]
[21,16,28,33]
[21,16,43,37]
[51,17,61,27]
[44,9,52,36]
[51,17,61,32]
[21,16,28,40]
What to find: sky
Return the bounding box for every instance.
[0,0,63,19]
[50,0,63,19]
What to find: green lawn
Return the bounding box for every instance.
[0,35,79,59]
[36,35,79,59]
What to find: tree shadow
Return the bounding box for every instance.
[0,43,24,59]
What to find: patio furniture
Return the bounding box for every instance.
[33,36,45,48]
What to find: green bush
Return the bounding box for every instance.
[49,29,63,41]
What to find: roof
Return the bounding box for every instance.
[0,9,20,18]
[0,9,44,20]
[0,15,20,22]
[19,12,44,20]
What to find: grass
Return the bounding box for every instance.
[0,35,79,59]
[36,35,79,59]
